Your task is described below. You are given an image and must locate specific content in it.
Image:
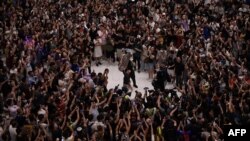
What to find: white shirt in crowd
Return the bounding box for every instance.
[8,105,19,118]
[9,125,17,141]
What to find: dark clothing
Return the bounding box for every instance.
[126,61,137,86]
[175,61,184,87]
[114,32,126,49]
[176,74,183,88]
[133,43,142,71]
[163,120,178,141]
[104,38,115,62]
[106,50,115,62]
[123,72,131,85]
[175,61,184,75]
[89,28,98,41]
[126,60,134,71]
[153,68,170,90]
[130,70,136,86]
[133,53,141,71]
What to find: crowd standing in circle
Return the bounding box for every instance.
[0,0,250,141]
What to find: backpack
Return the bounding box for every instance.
[118,54,129,72]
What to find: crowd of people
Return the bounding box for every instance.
[0,0,250,141]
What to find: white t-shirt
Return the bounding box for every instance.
[8,105,19,117]
[38,108,46,115]
[9,125,17,141]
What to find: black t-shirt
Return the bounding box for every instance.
[163,120,178,141]
[187,123,202,140]
[125,36,133,49]
[245,28,250,40]
[89,28,98,41]
[177,49,183,57]
[175,61,184,75]
[15,115,26,127]
[155,43,164,50]
[48,103,57,119]
[115,33,126,49]
[145,95,157,109]
[134,41,142,54]
[124,72,131,85]
[156,69,167,82]
[52,128,62,141]
[1,81,12,97]
[141,6,149,17]
[126,61,134,70]
[0,73,6,83]
[230,65,238,75]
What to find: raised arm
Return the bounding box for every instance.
[60,115,67,130]
[115,119,122,134]
[143,118,150,136]
[170,106,178,117]
[40,125,52,141]
[64,81,73,105]
[161,117,166,129]
[134,104,141,121]
[68,106,77,120]
[106,121,113,140]
[150,120,155,141]
[96,97,107,107]
[227,96,235,113]
[213,122,223,135]
[178,121,184,131]
[69,95,76,111]
[105,90,114,106]
[125,111,132,134]
[70,107,80,128]
[35,128,42,141]
[115,98,122,123]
